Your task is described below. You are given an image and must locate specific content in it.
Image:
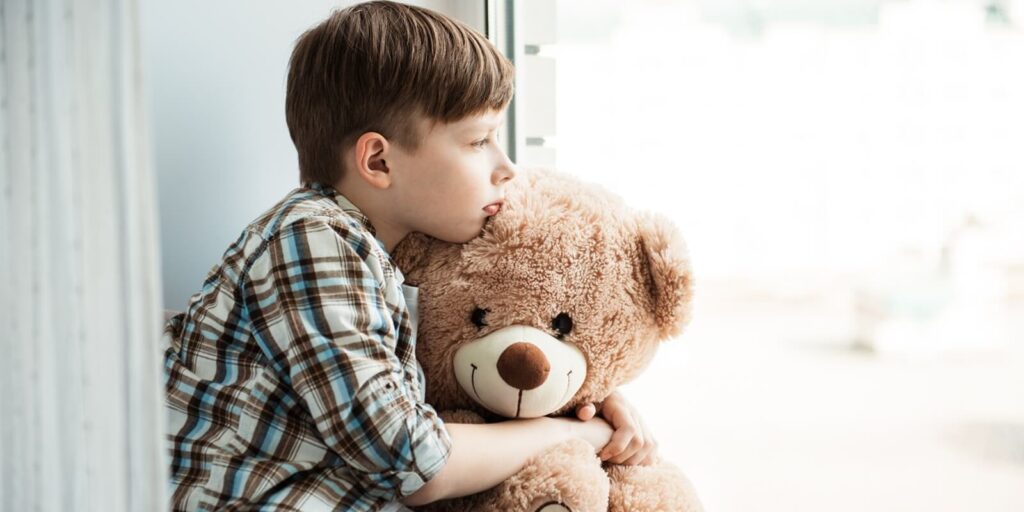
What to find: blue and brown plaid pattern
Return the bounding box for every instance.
[163,183,450,511]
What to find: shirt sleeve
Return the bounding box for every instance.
[243,215,452,501]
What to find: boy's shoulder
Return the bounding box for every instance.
[246,183,374,246]
[233,183,397,285]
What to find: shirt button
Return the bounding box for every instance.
[400,473,425,496]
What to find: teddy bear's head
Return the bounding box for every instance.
[393,168,693,419]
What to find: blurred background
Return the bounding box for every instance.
[3,0,1022,510]
[549,1,1024,511]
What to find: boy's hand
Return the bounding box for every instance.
[575,390,658,466]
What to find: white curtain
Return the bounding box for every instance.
[0,0,167,510]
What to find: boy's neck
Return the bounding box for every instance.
[331,180,407,254]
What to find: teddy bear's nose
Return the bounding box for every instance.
[496,342,550,391]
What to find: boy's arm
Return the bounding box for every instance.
[246,216,452,502]
[402,416,614,506]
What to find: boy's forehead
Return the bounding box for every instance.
[453,110,506,131]
[414,108,507,138]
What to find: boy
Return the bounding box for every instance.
[163,1,657,510]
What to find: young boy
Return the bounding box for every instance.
[163,2,657,510]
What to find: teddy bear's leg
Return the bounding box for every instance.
[415,437,607,512]
[605,461,703,512]
[473,438,609,512]
[415,412,608,511]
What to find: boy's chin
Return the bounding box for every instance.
[440,232,481,244]
[434,220,488,244]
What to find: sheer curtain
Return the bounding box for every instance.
[1,0,167,510]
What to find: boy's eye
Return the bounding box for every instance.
[472,138,488,148]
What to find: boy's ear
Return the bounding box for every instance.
[635,212,694,340]
[353,132,392,189]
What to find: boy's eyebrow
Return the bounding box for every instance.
[465,116,506,132]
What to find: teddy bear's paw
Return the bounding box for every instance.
[606,461,704,512]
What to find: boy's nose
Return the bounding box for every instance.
[493,148,517,183]
[495,342,550,390]
[506,163,518,182]
[494,163,516,185]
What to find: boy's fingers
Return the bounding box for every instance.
[600,421,640,460]
[632,435,658,465]
[640,416,656,443]
[638,433,661,466]
[622,441,655,466]
[606,432,645,464]
[576,403,597,421]
[639,451,658,466]
[599,409,635,459]
[599,428,627,460]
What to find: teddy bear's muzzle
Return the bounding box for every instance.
[453,325,588,418]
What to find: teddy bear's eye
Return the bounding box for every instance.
[551,312,573,339]
[471,307,490,329]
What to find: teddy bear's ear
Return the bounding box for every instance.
[636,212,694,340]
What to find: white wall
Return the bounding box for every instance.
[141,0,482,310]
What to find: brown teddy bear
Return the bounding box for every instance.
[392,168,703,512]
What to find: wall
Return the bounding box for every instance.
[141,0,482,310]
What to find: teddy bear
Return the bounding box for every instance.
[391,167,702,512]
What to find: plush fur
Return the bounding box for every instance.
[393,168,701,512]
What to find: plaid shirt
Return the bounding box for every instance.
[163,183,451,511]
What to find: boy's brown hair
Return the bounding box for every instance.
[286,0,515,185]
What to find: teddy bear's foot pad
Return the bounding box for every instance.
[535,501,571,512]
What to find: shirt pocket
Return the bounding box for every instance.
[234,366,327,459]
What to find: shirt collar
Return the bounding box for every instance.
[308,182,375,235]
[307,182,395,264]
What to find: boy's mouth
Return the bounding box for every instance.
[483,202,503,216]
